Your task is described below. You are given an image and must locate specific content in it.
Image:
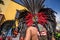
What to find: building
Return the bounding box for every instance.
[0,0,26,27]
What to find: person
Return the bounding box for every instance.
[24,26,39,40]
[24,25,47,40]
[6,28,12,40]
[0,20,15,40]
[15,9,56,40]
[0,30,2,40]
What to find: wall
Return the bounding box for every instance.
[5,1,25,20]
[0,0,11,13]
[0,0,25,20]
[0,0,26,27]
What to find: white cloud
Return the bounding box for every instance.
[55,12,60,22]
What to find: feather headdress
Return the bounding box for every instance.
[12,0,45,14]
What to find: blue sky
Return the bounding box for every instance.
[13,0,60,21]
[44,0,60,21]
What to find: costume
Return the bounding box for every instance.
[15,8,56,40]
[14,0,57,40]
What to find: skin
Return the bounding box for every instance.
[24,26,38,40]
[24,26,55,40]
